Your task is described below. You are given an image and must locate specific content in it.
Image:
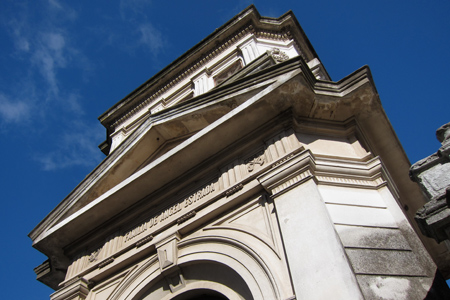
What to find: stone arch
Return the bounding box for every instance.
[177,236,280,299]
[109,236,281,300]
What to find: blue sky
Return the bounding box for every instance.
[1,1,449,298]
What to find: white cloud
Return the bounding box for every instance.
[65,93,84,115]
[32,31,68,97]
[14,36,30,52]
[119,0,152,20]
[1,2,94,171]
[7,16,31,54]
[0,93,30,123]
[139,23,164,54]
[48,0,63,10]
[4,2,81,104]
[117,0,165,55]
[47,0,77,21]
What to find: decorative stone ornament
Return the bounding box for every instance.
[269,48,290,63]
[156,234,179,272]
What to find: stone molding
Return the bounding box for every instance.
[258,150,386,197]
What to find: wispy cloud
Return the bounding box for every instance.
[0,93,30,123]
[118,0,166,55]
[32,31,68,97]
[2,1,84,114]
[48,0,63,10]
[119,0,152,21]
[0,1,97,171]
[138,23,164,54]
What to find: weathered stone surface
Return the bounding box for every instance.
[356,275,430,300]
[335,225,411,250]
[411,157,450,200]
[346,248,426,276]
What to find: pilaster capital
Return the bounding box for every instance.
[50,277,90,300]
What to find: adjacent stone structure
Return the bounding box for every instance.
[411,122,450,244]
[30,6,450,299]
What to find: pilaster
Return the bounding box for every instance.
[258,155,363,300]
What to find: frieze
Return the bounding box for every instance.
[66,180,218,281]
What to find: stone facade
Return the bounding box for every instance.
[30,6,450,299]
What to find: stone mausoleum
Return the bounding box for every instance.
[30,6,450,300]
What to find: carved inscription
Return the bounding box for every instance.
[123,182,216,244]
[123,217,158,243]
[184,182,215,208]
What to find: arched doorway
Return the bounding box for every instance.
[171,288,228,300]
[138,261,252,300]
